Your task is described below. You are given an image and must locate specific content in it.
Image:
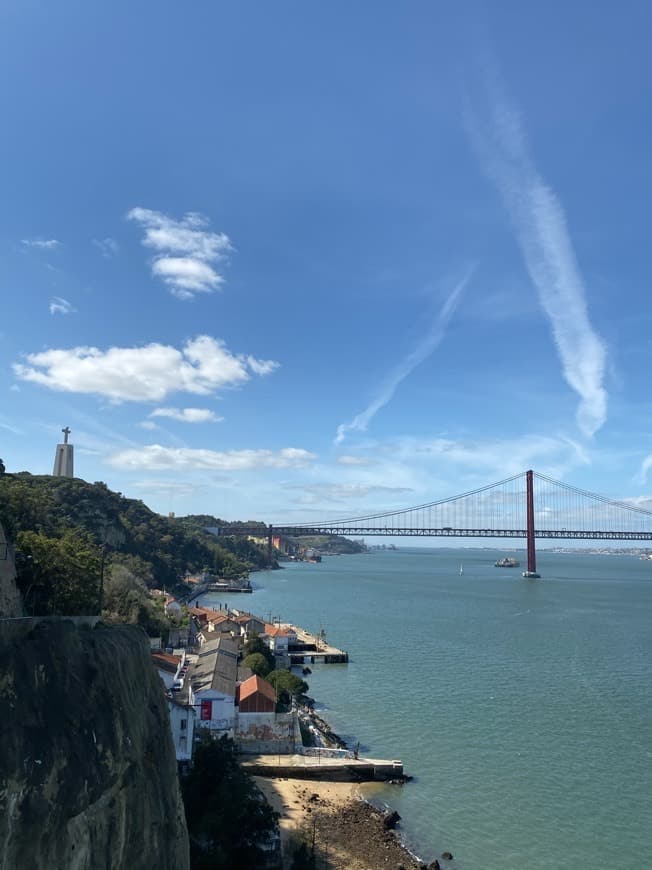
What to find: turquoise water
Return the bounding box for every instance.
[204,548,652,869]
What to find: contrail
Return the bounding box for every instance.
[467,77,607,438]
[335,268,474,445]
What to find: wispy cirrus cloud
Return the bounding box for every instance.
[13,335,278,402]
[392,432,590,480]
[467,72,607,438]
[127,207,231,299]
[107,445,316,471]
[336,455,374,466]
[49,296,75,316]
[335,268,474,445]
[290,482,414,505]
[22,238,60,250]
[150,407,223,424]
[636,455,652,485]
[93,237,119,258]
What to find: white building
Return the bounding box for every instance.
[167,697,196,762]
[151,650,183,690]
[187,637,239,734]
[263,624,297,656]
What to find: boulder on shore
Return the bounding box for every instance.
[383,809,401,830]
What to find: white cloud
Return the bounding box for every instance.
[22,238,60,250]
[292,483,414,504]
[335,268,474,444]
[150,407,222,424]
[132,479,205,499]
[636,455,652,485]
[107,445,316,471]
[392,433,590,480]
[139,421,159,431]
[13,335,279,402]
[49,296,75,316]
[246,356,279,376]
[152,257,222,298]
[127,207,232,299]
[467,76,608,438]
[93,237,119,258]
[336,455,373,466]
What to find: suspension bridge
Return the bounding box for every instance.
[219,470,652,578]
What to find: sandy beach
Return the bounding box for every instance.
[254,776,439,869]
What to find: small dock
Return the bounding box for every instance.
[241,753,404,782]
[289,626,348,664]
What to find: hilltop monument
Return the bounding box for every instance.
[53,426,74,478]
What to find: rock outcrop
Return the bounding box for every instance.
[0,621,189,869]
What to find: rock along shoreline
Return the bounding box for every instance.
[259,698,450,869]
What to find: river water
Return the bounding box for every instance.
[203,547,652,869]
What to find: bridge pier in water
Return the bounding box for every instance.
[523,469,541,578]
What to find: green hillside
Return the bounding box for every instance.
[0,473,270,618]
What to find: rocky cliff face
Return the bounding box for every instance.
[0,621,189,870]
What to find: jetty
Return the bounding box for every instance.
[289,626,349,665]
[241,752,404,782]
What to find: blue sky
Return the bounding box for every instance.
[2,1,652,523]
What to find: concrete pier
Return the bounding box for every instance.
[241,753,404,782]
[289,626,349,664]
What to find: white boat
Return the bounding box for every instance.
[459,564,464,575]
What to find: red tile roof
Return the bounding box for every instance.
[151,651,181,673]
[189,606,227,623]
[264,624,295,638]
[238,674,277,705]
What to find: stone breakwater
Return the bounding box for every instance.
[299,702,349,750]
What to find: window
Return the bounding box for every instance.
[180,719,187,730]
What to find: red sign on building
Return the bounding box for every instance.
[200,700,212,721]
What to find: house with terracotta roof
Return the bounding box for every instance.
[263,624,297,655]
[151,650,182,690]
[236,675,277,713]
[234,674,299,754]
[232,613,266,639]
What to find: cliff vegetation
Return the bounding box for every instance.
[0,473,270,617]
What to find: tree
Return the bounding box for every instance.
[242,652,271,677]
[266,670,308,708]
[15,528,101,615]
[181,735,279,869]
[243,634,275,671]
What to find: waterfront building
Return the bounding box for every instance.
[188,636,239,735]
[236,675,276,714]
[263,624,297,656]
[234,675,299,755]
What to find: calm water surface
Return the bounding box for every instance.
[205,548,652,870]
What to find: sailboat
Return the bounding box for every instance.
[459,564,464,576]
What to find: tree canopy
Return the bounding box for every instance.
[266,670,309,709]
[242,652,271,677]
[181,735,279,869]
[0,473,272,616]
